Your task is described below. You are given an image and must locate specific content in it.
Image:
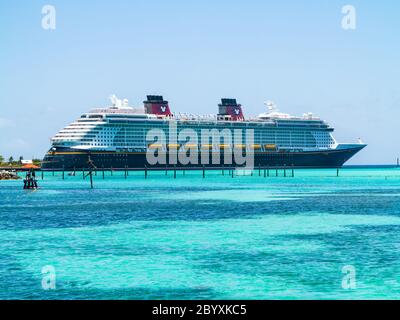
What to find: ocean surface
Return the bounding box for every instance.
[1,167,400,300]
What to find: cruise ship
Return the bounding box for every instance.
[41,95,366,170]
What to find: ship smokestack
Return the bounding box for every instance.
[218,98,244,121]
[144,95,172,117]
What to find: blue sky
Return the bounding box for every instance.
[0,0,399,163]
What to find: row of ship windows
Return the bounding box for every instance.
[68,123,328,130]
[72,138,333,144]
[58,132,333,147]
[105,122,327,128]
[74,142,333,147]
[62,135,332,141]
[67,119,328,127]
[77,143,326,148]
[95,127,327,133]
[57,137,332,143]
[103,133,332,139]
[58,129,332,137]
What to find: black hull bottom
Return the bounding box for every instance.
[41,146,365,170]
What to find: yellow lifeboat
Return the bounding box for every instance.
[148,144,163,149]
[184,144,197,148]
[168,144,180,149]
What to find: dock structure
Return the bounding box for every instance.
[23,169,38,189]
[12,159,400,191]
[31,165,369,189]
[25,165,344,176]
[36,165,296,187]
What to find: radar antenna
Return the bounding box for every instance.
[264,101,278,113]
[109,94,123,108]
[109,94,117,107]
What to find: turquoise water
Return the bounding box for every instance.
[1,168,400,299]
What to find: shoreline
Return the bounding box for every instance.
[0,170,21,180]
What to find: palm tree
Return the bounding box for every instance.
[0,155,4,165]
[8,156,14,164]
[19,156,23,164]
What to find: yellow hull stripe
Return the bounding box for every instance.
[48,149,356,156]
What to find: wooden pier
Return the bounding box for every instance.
[31,165,302,188]
[3,163,400,191]
[8,165,392,190]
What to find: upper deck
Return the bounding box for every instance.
[79,96,331,130]
[51,95,335,151]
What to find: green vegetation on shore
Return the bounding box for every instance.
[0,154,41,167]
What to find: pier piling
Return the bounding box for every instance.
[89,170,93,189]
[86,156,96,188]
